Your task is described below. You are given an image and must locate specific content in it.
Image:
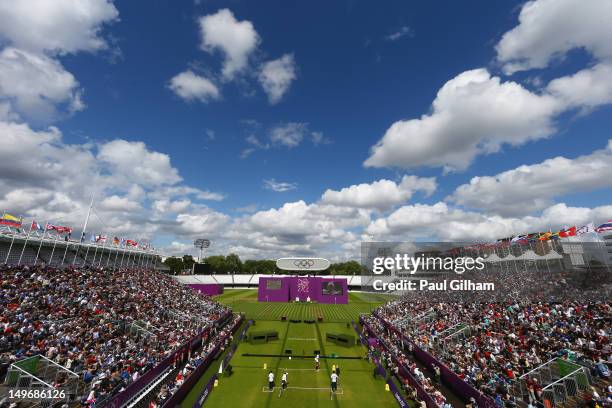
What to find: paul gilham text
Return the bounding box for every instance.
[372,279,495,292]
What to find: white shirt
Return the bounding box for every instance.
[315,355,320,362]
[331,373,338,383]
[268,373,274,382]
[282,373,288,382]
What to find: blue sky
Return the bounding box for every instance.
[1,0,611,259]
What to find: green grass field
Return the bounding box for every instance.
[212,289,393,322]
[181,289,399,408]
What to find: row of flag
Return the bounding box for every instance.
[90,235,146,249]
[497,221,612,245]
[31,220,73,234]
[1,212,154,252]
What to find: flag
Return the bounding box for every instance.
[511,235,528,244]
[46,223,73,234]
[558,226,577,238]
[120,238,126,247]
[96,235,107,243]
[595,220,612,233]
[0,213,22,228]
[126,239,138,247]
[112,236,120,246]
[577,223,595,235]
[538,232,552,241]
[31,220,44,232]
[2,213,20,222]
[90,234,96,242]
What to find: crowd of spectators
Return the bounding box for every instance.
[363,314,451,407]
[150,314,239,408]
[0,264,231,405]
[375,297,611,407]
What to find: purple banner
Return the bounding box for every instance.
[257,276,348,304]
[360,317,438,408]
[190,320,252,408]
[257,276,290,302]
[104,311,232,408]
[161,315,243,408]
[351,321,410,407]
[193,374,217,408]
[188,283,223,296]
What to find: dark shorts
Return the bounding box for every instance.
[331,382,337,391]
[282,380,287,389]
[269,381,274,389]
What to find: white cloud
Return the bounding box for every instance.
[270,122,308,148]
[263,179,298,192]
[241,123,328,158]
[496,0,612,74]
[0,0,119,123]
[366,201,612,242]
[245,134,268,149]
[240,148,255,159]
[97,140,182,187]
[99,195,142,212]
[229,200,370,258]
[198,9,259,80]
[171,209,231,237]
[168,70,220,103]
[0,47,84,121]
[385,26,413,42]
[364,69,561,171]
[2,122,609,258]
[547,62,612,110]
[0,0,119,55]
[311,131,331,146]
[365,0,612,173]
[0,119,226,243]
[258,54,297,104]
[321,176,436,210]
[448,140,612,216]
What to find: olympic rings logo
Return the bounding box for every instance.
[293,259,315,268]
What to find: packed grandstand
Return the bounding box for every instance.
[0,229,610,408]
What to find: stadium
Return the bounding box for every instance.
[1,1,612,408]
[0,226,610,408]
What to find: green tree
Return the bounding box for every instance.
[225,253,243,274]
[163,257,184,274]
[205,255,227,274]
[182,254,196,271]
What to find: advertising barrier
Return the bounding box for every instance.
[161,315,243,408]
[373,312,496,408]
[104,311,233,408]
[189,319,253,408]
[360,317,437,408]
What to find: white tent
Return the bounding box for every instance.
[541,251,563,260]
[516,250,539,261]
[483,253,503,263]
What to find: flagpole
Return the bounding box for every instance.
[114,242,121,267]
[4,216,21,264]
[82,239,92,266]
[120,246,126,267]
[98,236,108,267]
[92,236,100,266]
[49,231,60,266]
[80,194,94,243]
[17,222,34,265]
[107,239,115,267]
[34,220,49,265]
[61,239,71,266]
